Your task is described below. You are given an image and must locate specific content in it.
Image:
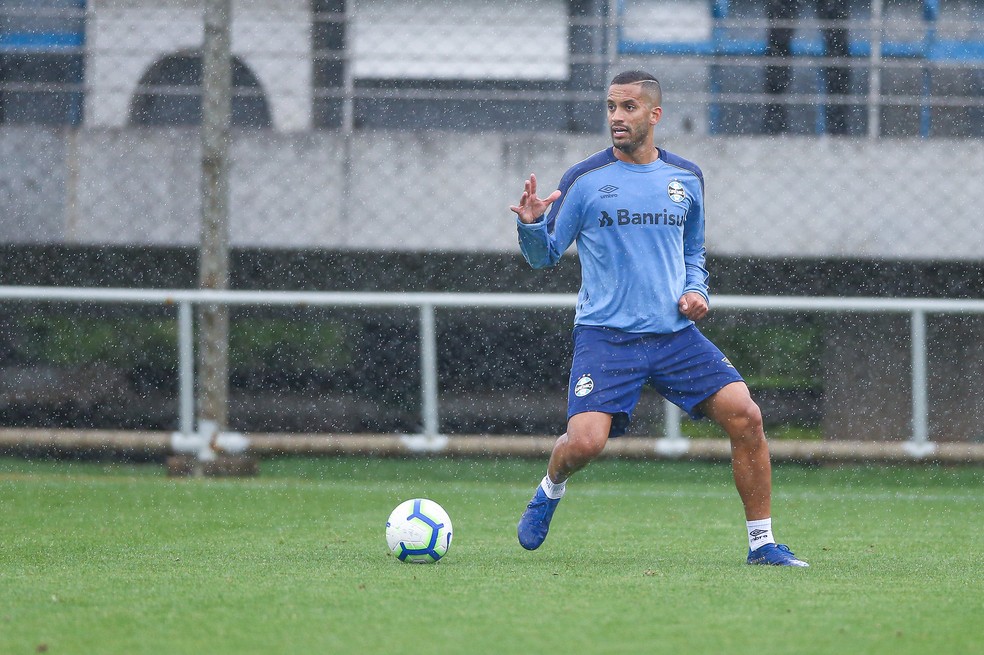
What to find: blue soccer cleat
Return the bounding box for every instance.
[517,486,562,550]
[747,543,810,567]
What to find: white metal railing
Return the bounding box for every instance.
[3,287,984,456]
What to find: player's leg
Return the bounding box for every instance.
[547,411,612,484]
[517,412,612,550]
[647,329,766,517]
[518,326,645,550]
[700,381,808,566]
[649,326,807,566]
[699,381,771,520]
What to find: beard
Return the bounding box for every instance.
[611,127,650,155]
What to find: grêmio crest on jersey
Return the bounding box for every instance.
[667,179,686,203]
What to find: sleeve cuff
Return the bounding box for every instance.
[516,216,545,228]
[683,287,709,302]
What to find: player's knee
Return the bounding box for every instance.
[567,430,608,461]
[724,399,764,441]
[744,400,764,431]
[566,412,611,461]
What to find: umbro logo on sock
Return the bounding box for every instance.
[749,529,769,542]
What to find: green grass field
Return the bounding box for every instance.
[2,456,982,654]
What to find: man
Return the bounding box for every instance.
[508,70,808,567]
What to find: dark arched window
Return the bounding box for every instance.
[129,52,271,128]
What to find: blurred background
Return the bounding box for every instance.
[0,0,982,445]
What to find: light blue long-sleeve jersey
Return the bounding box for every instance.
[517,147,709,334]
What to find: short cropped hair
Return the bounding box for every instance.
[609,70,662,106]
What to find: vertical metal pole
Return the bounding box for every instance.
[199,0,232,437]
[919,0,939,137]
[910,309,929,448]
[663,398,682,441]
[340,2,355,136]
[867,0,883,139]
[418,304,440,437]
[178,301,195,436]
[815,69,826,136]
[656,398,689,457]
[606,1,618,68]
[605,0,619,134]
[708,0,728,135]
[339,3,355,247]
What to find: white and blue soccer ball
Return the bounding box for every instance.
[385,498,453,564]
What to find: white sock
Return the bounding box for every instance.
[746,518,775,551]
[540,475,566,500]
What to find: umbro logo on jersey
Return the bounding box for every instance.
[598,185,618,194]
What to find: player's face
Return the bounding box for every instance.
[607,84,661,155]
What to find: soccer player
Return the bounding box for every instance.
[508,70,808,567]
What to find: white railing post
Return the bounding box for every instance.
[905,308,934,456]
[178,300,195,437]
[655,398,689,457]
[663,398,682,441]
[418,303,440,437]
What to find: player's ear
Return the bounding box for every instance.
[651,105,662,126]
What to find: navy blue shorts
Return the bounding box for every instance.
[567,324,744,438]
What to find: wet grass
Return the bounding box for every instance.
[1,456,982,654]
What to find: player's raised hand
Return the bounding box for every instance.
[509,173,561,224]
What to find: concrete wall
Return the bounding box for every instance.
[0,129,67,243]
[3,127,983,260]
